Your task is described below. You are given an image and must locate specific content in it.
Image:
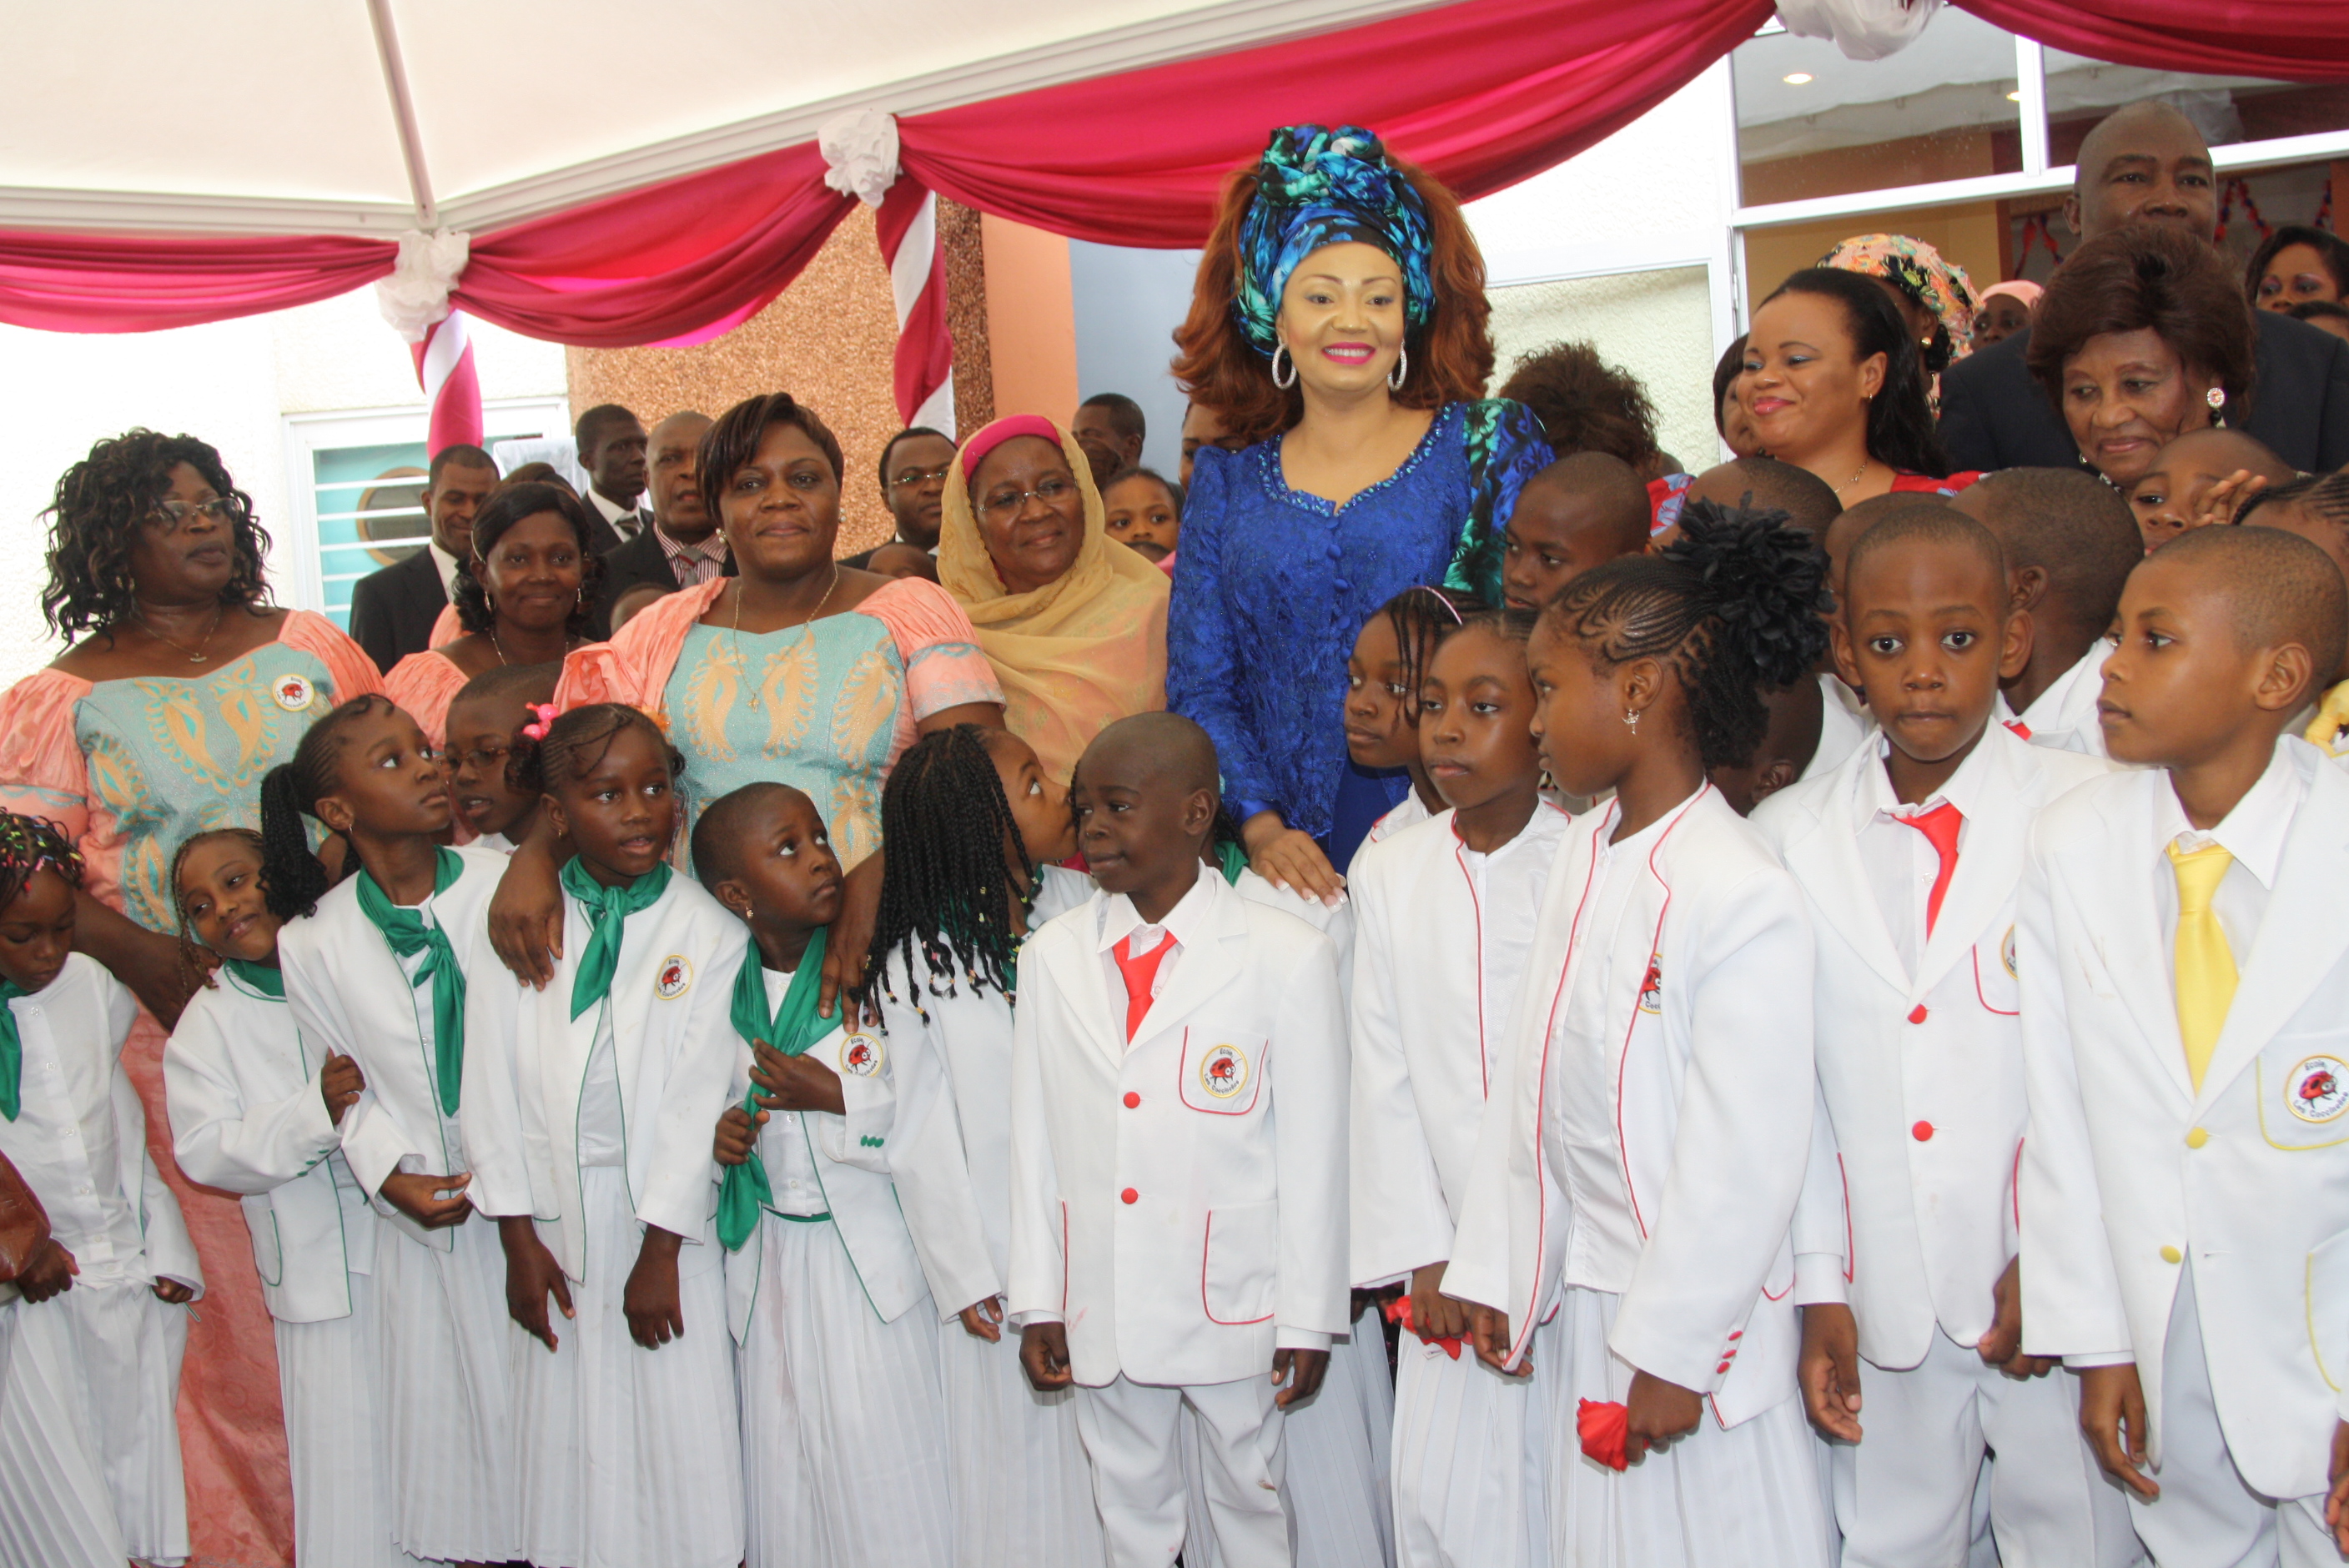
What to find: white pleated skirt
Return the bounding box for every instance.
[1391,1308,1557,1568]
[0,1278,189,1568]
[275,1269,430,1568]
[1548,1286,1831,1568]
[373,1210,520,1564]
[738,1211,956,1568]
[511,1165,744,1568]
[938,1310,1106,1568]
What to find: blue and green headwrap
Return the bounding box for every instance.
[1232,125,1434,359]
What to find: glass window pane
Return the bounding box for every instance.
[1734,12,2025,207]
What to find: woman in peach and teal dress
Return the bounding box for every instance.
[0,428,382,1565]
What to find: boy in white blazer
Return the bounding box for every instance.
[1753,508,2135,1565]
[1011,714,1349,1568]
[1951,468,2143,760]
[2020,524,2349,1565]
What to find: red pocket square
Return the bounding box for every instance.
[1578,1398,1630,1471]
[1382,1294,1464,1360]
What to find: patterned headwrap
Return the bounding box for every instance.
[1232,125,1434,359]
[1818,234,1981,364]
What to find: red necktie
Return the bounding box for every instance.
[2004,719,2032,741]
[1896,802,1964,936]
[1114,930,1176,1042]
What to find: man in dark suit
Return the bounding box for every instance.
[575,403,652,553]
[596,410,729,630]
[1939,99,2349,475]
[840,426,954,570]
[347,442,498,673]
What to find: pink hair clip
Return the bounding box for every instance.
[519,701,558,742]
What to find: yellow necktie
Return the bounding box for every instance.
[2169,842,2238,1093]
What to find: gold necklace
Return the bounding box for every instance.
[1830,459,1873,496]
[136,602,224,665]
[732,567,843,711]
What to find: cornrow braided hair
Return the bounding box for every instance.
[864,725,1034,1011]
[257,694,396,920]
[1378,582,1487,726]
[1544,499,1832,771]
[169,827,268,993]
[0,814,84,914]
[41,429,272,639]
[1456,605,1539,647]
[506,703,682,802]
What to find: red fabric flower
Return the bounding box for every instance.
[1578,1399,1631,1471]
[1383,1294,1464,1360]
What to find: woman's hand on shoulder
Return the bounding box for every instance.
[1241,810,1343,907]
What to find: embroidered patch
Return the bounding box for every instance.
[1638,954,1663,1014]
[654,956,692,999]
[2288,1056,2349,1124]
[2000,925,2018,979]
[271,673,314,712]
[1199,1043,1249,1099]
[841,1033,883,1077]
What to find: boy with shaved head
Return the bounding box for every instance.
[2020,525,2349,1565]
[1010,713,1348,1568]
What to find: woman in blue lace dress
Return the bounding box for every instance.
[1168,126,1552,895]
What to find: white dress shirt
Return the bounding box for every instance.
[0,957,154,1284]
[1995,644,2110,759]
[1094,862,1220,1052]
[426,538,460,601]
[1460,807,1574,1089]
[758,967,830,1217]
[587,485,644,543]
[2149,743,2305,985]
[1852,733,1996,975]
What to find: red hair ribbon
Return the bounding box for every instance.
[519,701,558,741]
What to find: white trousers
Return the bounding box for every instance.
[0,1279,188,1568]
[1075,1372,1288,1568]
[1830,1325,2141,1567]
[1391,1308,1557,1568]
[2132,1268,2337,1568]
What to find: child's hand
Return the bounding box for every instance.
[1975,1257,2053,1378]
[380,1170,474,1229]
[1623,1369,1703,1463]
[15,1238,77,1304]
[2077,1362,2158,1500]
[1020,1322,1073,1390]
[499,1214,573,1351]
[1466,1303,1525,1374]
[319,1053,365,1128]
[1799,1302,1864,1442]
[624,1229,686,1350]
[1409,1264,1469,1345]
[2191,468,2268,530]
[1272,1348,1329,1409]
[714,1105,766,1166]
[152,1278,194,1304]
[752,1040,847,1116]
[2326,1420,2349,1554]
[958,1296,1005,1344]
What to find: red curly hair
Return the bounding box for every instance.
[1172,151,1495,449]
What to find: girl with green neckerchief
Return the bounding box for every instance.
[458,703,748,1568]
[262,694,521,1565]
[697,776,956,1568]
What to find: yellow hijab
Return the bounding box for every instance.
[938,416,1169,783]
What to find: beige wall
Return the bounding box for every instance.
[1742,199,2007,314]
[979,215,1079,425]
[1490,266,1720,475]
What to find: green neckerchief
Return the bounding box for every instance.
[354,847,466,1117]
[560,858,672,1020]
[224,957,285,999]
[1215,840,1249,886]
[716,927,830,1252]
[0,978,24,1121]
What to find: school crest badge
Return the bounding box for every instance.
[1200,1043,1249,1100]
[654,956,692,999]
[2288,1056,2349,1124]
[1638,954,1663,1014]
[271,673,314,712]
[840,1033,883,1077]
[2000,926,2018,979]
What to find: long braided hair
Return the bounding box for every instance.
[255,695,397,919]
[1375,583,1486,728]
[864,725,1034,1008]
[0,814,84,912]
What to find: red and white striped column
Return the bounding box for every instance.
[410,308,485,453]
[877,181,955,435]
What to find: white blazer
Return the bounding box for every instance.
[280,845,504,1249]
[2020,738,2349,1500]
[1446,787,1814,1425]
[1007,865,1350,1389]
[1348,802,1572,1288]
[164,964,374,1323]
[1754,726,2106,1367]
[460,872,746,1285]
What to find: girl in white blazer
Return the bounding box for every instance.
[1446,505,1834,1568]
[1750,503,2134,1567]
[0,816,201,1568]
[162,827,412,1568]
[264,695,519,1566]
[700,778,955,1568]
[460,705,746,1568]
[1350,608,1572,1568]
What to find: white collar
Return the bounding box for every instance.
[425,537,460,597]
[2150,737,2307,891]
[1850,725,2002,835]
[586,486,640,525]
[1098,860,1219,956]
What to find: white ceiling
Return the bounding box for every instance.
[0,0,1456,235]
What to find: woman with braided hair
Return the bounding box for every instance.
[0,429,380,1562]
[866,724,1106,1568]
[1169,125,1552,902]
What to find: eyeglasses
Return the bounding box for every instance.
[449,742,510,773]
[147,496,243,531]
[976,475,1077,520]
[888,465,953,489]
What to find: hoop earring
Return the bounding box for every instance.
[1271,344,1296,390]
[1389,345,1409,391]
